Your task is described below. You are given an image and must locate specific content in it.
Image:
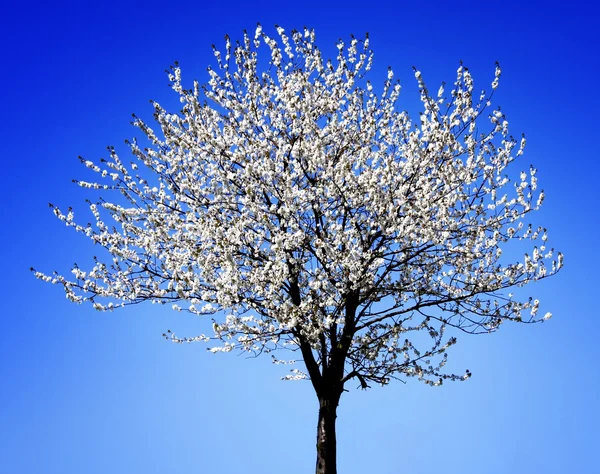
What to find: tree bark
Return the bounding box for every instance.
[315,395,340,474]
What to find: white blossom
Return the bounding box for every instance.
[34,27,561,392]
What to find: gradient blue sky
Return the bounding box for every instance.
[1,1,598,473]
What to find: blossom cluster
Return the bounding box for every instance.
[34,25,561,388]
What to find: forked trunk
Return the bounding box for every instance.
[316,396,339,474]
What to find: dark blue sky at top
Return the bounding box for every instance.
[1,1,598,473]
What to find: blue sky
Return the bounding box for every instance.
[1,1,598,473]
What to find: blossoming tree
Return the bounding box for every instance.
[33,25,562,474]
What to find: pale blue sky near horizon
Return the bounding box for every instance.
[1,1,598,473]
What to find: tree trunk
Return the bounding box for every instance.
[315,396,339,474]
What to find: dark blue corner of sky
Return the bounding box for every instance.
[0,1,598,473]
